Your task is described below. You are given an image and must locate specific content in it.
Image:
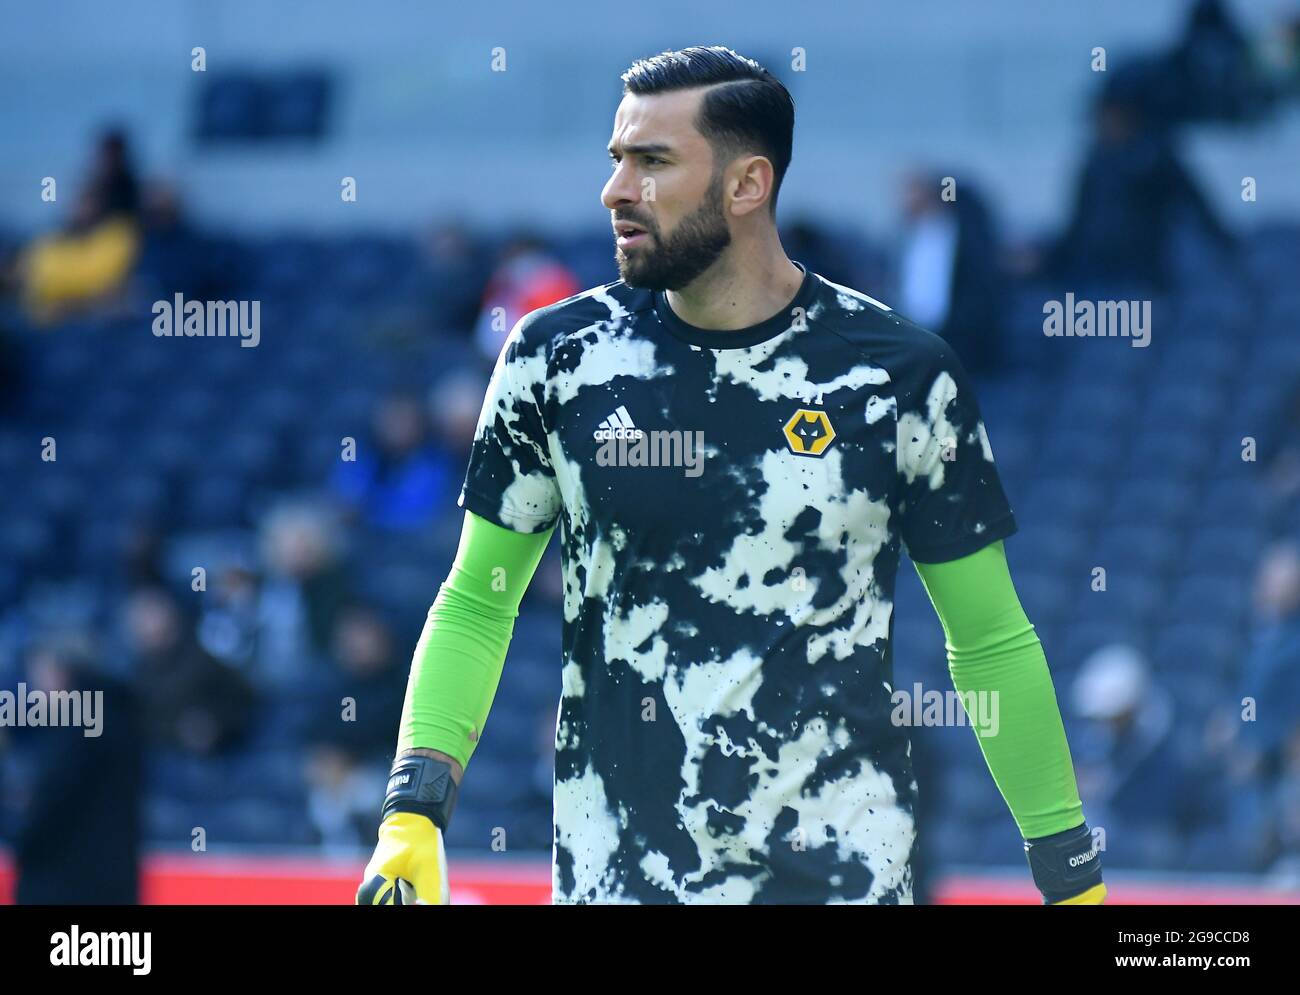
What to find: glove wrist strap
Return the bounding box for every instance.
[1024,821,1103,904]
[381,755,459,831]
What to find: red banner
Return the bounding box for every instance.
[1,850,1296,904]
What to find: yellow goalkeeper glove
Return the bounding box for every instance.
[356,755,459,905]
[356,812,449,905]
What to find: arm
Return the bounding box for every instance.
[1161,147,1237,252]
[358,508,552,905]
[360,311,563,904]
[913,539,1105,904]
[396,508,554,781]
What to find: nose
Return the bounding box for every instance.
[601,160,640,213]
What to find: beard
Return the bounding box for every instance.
[615,170,732,291]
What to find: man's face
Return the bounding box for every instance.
[601,89,732,290]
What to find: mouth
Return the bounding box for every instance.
[614,221,650,249]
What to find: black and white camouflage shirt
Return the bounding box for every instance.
[459,261,1017,903]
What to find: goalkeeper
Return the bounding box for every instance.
[358,45,1103,905]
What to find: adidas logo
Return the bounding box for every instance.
[593,405,644,441]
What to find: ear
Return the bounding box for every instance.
[728,155,775,218]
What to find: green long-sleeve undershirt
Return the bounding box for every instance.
[396,511,553,766]
[398,512,1084,841]
[912,541,1084,839]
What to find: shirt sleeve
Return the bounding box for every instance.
[458,315,563,534]
[894,331,1017,563]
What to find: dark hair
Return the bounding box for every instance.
[621,46,794,216]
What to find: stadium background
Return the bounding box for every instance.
[2,0,1299,904]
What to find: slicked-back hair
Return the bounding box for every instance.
[620,46,794,217]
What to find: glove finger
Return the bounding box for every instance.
[406,831,449,905]
[358,874,418,905]
[357,874,420,905]
[364,839,414,884]
[357,873,394,905]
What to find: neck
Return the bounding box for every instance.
[664,236,804,331]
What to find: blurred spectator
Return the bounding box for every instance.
[418,220,490,336]
[303,739,383,852]
[307,602,407,764]
[18,196,139,324]
[17,128,142,323]
[133,181,226,302]
[125,587,255,755]
[302,602,406,854]
[330,390,458,530]
[1191,540,1300,870]
[428,366,488,465]
[473,235,579,362]
[1042,85,1237,292]
[1152,0,1279,126]
[84,127,140,222]
[301,602,408,848]
[1069,643,1204,866]
[1236,541,1300,776]
[196,551,262,672]
[257,501,351,686]
[14,637,142,904]
[896,169,1005,376]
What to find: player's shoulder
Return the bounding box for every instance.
[807,270,961,384]
[509,279,654,354]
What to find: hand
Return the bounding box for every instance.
[356,812,450,905]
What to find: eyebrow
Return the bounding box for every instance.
[607,142,674,158]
